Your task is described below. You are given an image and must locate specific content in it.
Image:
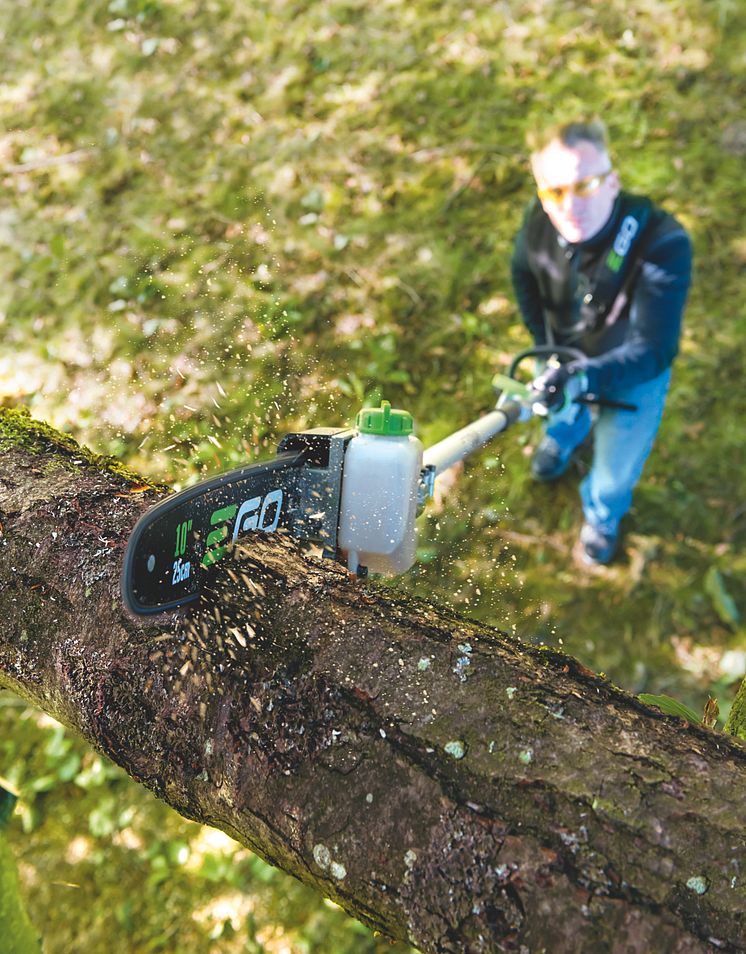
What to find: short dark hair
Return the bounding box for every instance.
[528,119,609,155]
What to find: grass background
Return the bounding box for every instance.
[1,0,745,950]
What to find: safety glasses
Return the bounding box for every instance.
[536,169,613,204]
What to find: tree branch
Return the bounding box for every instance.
[0,408,744,953]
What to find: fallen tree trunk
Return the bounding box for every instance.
[1,407,744,953]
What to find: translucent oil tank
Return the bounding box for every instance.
[338,401,423,575]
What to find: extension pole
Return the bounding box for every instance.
[422,402,522,477]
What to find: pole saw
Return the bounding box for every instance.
[121,347,635,615]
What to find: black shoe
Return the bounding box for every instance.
[579,523,618,565]
[531,436,574,482]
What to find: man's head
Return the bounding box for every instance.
[529,120,620,244]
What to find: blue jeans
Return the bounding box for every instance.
[545,368,673,534]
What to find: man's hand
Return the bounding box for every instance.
[531,363,588,415]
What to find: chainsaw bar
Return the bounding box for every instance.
[121,428,354,616]
[121,452,305,615]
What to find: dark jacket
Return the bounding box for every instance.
[511,192,692,395]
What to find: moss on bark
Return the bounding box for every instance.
[0,406,164,490]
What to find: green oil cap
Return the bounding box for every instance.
[356,400,414,436]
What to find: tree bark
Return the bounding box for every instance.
[1,407,745,953]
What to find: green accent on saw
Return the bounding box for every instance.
[356,400,414,436]
[201,503,239,568]
[492,374,531,400]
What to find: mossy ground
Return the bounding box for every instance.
[1,0,744,949]
[0,822,41,954]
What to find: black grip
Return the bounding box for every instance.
[576,395,638,412]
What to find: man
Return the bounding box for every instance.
[511,119,692,565]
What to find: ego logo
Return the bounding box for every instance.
[613,215,639,257]
[607,215,639,273]
[231,489,283,541]
[201,489,284,569]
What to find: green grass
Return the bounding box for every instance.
[1,0,745,949]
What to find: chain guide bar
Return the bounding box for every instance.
[121,428,353,615]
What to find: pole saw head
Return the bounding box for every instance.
[121,404,427,615]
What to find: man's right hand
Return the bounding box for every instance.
[531,363,588,415]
